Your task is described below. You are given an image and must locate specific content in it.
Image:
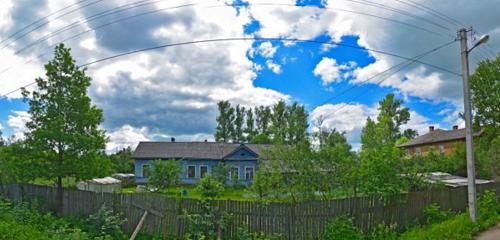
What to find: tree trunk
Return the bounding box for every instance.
[56,175,63,217]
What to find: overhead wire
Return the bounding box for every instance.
[0,37,461,98]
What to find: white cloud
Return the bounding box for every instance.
[314,57,356,85]
[106,125,150,153]
[266,59,282,74]
[257,41,278,58]
[7,111,30,140]
[401,111,439,136]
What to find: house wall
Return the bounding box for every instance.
[134,148,259,185]
[403,140,465,157]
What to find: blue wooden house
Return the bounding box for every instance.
[133,141,271,185]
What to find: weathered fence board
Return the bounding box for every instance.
[1,182,500,240]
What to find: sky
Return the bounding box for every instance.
[0,0,498,151]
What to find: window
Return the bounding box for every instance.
[200,165,208,178]
[415,147,421,156]
[142,164,151,177]
[245,167,254,180]
[439,145,445,155]
[187,165,196,179]
[229,167,239,181]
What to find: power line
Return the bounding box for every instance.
[394,0,465,28]
[0,0,105,50]
[0,37,461,98]
[316,39,457,107]
[0,0,91,46]
[0,1,454,77]
[318,39,457,119]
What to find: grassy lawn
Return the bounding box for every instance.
[122,185,254,201]
[30,177,78,188]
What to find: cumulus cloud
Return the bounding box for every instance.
[313,57,356,85]
[7,111,30,140]
[106,125,150,153]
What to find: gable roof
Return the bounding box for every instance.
[398,128,483,148]
[133,142,272,160]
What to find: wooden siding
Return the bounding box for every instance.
[2,183,500,239]
[403,139,465,157]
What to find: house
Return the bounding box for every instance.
[421,172,492,188]
[397,125,483,157]
[76,177,122,193]
[133,140,271,185]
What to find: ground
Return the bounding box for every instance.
[476,223,500,240]
[122,185,254,201]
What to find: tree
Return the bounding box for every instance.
[255,106,272,136]
[471,55,500,134]
[215,101,235,142]
[212,162,229,184]
[108,147,134,173]
[0,130,4,147]
[233,105,245,143]
[244,108,256,142]
[21,44,108,215]
[270,101,288,143]
[360,117,380,151]
[148,160,181,190]
[286,102,309,145]
[402,128,419,140]
[196,175,224,199]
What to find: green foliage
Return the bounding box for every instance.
[0,199,90,240]
[196,175,225,199]
[423,203,452,225]
[244,108,256,142]
[233,105,246,142]
[323,217,363,240]
[470,55,500,133]
[108,147,134,173]
[235,227,282,240]
[20,44,109,214]
[211,163,229,184]
[182,200,232,240]
[215,100,235,142]
[148,160,182,190]
[85,205,126,239]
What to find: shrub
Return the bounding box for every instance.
[148,159,181,190]
[235,227,282,240]
[197,175,224,199]
[85,205,126,239]
[423,203,452,225]
[323,216,363,240]
[366,224,398,240]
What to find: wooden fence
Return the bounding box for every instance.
[1,183,500,239]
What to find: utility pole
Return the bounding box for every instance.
[458,27,477,223]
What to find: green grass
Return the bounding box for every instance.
[30,177,78,188]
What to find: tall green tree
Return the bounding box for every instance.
[244,108,256,142]
[233,105,245,143]
[270,100,288,144]
[21,44,108,215]
[471,54,500,134]
[0,130,4,147]
[214,101,235,142]
[255,106,272,136]
[360,117,380,151]
[286,102,309,145]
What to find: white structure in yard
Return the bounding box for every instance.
[77,177,122,193]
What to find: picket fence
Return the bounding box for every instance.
[1,183,499,240]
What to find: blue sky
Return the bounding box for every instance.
[0,0,498,151]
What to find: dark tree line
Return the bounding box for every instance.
[214,100,309,145]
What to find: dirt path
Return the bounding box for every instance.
[476,224,500,240]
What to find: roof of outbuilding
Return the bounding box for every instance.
[398,128,483,148]
[133,142,272,159]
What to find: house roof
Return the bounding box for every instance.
[133,141,272,160]
[398,128,483,148]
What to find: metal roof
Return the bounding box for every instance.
[397,128,483,147]
[133,142,272,159]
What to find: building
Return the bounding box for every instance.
[133,141,271,185]
[397,125,483,157]
[76,177,122,193]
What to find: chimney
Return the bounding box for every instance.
[429,126,435,132]
[453,125,458,130]
[171,137,175,142]
[204,139,208,142]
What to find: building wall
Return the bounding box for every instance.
[404,140,465,157]
[134,148,259,185]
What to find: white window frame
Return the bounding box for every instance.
[141,164,151,177]
[415,147,422,156]
[245,167,254,180]
[186,165,196,179]
[199,165,208,178]
[229,167,240,180]
[439,145,445,155]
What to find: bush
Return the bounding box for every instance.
[323,216,363,240]
[196,175,224,199]
[148,159,181,190]
[423,203,452,225]
[235,227,282,240]
[85,205,126,239]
